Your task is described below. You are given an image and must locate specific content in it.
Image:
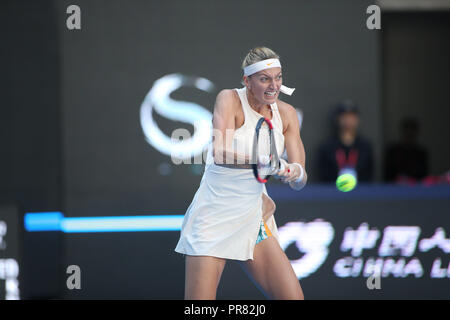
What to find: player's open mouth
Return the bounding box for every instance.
[264,91,277,97]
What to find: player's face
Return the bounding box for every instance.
[246,67,282,104]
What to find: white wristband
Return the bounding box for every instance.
[289,163,306,191]
[291,163,304,182]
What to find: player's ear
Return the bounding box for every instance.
[243,75,251,89]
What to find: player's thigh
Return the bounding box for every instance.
[240,237,304,300]
[185,255,227,299]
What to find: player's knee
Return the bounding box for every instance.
[297,288,305,300]
[280,284,304,300]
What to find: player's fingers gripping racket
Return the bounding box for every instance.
[252,117,289,183]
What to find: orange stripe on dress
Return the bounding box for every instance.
[263,221,272,237]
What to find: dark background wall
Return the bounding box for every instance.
[55,0,381,217]
[0,0,63,299]
[382,11,450,176]
[0,1,61,213]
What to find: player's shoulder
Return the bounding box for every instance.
[276,98,297,117]
[215,88,240,111]
[216,88,239,101]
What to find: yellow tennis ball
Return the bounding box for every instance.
[336,173,357,192]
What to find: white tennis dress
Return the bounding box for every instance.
[174,86,285,261]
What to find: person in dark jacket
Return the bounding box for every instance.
[318,100,374,183]
[383,117,429,183]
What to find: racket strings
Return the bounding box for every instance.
[254,122,279,178]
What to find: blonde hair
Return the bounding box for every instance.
[241,47,280,85]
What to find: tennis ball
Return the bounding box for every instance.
[336,173,357,192]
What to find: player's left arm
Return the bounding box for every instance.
[279,103,307,183]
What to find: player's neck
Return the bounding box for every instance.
[246,89,270,113]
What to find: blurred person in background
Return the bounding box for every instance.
[383,117,429,184]
[318,100,374,183]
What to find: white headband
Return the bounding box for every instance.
[243,58,295,96]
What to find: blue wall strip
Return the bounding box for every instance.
[25,212,64,231]
[25,212,184,233]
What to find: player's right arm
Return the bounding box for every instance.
[212,89,249,165]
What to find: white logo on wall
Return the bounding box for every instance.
[278,219,335,279]
[140,75,304,166]
[335,224,450,279]
[279,220,450,280]
[140,74,214,159]
[0,221,20,300]
[0,221,6,250]
[0,259,20,300]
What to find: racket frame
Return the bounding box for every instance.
[252,117,282,183]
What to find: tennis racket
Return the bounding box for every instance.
[252,117,288,183]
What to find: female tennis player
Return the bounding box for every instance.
[175,47,307,300]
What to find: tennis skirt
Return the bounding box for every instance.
[174,163,280,261]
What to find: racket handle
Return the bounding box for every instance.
[274,159,289,180]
